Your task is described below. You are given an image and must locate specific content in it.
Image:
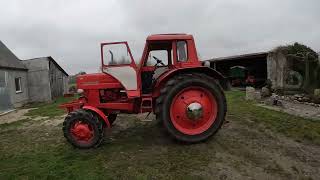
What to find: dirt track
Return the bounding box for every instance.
[206,119,320,179]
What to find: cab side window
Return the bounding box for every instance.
[177,41,188,62]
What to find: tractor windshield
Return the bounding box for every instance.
[102,43,133,66]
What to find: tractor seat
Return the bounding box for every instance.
[153,67,169,80]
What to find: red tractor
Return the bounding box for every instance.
[61,34,227,148]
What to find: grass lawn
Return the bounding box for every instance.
[24,96,76,118]
[227,91,320,145]
[0,91,319,179]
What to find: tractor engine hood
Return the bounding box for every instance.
[76,73,123,90]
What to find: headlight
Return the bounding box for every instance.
[77,89,84,94]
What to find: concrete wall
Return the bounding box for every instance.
[0,69,29,108]
[22,59,51,102]
[22,57,68,102]
[267,51,287,90]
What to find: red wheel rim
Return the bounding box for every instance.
[70,121,94,144]
[169,86,218,135]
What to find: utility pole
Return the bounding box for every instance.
[304,52,310,91]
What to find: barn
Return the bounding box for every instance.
[207,52,268,87]
[205,48,320,94]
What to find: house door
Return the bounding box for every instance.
[0,70,13,113]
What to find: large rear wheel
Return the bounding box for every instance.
[62,109,104,149]
[155,73,227,142]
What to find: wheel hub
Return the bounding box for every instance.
[169,86,218,135]
[71,122,93,141]
[186,102,203,120]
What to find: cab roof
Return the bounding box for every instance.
[146,33,193,41]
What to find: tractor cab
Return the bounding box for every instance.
[101,34,201,97]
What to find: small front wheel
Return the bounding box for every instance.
[62,109,104,149]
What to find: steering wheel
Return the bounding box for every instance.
[152,56,165,67]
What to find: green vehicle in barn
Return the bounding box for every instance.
[229,66,247,86]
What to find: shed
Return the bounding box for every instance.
[22,57,69,102]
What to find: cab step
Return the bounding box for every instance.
[140,94,153,113]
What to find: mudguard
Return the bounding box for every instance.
[83,106,111,128]
[154,66,229,91]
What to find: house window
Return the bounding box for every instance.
[177,41,188,62]
[15,77,22,93]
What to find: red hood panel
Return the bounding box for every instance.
[77,73,122,89]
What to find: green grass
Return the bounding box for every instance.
[226,90,320,145]
[0,118,32,131]
[24,96,75,118]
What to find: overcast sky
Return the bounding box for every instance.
[1,0,319,74]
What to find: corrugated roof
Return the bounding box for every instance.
[0,40,27,70]
[206,52,268,62]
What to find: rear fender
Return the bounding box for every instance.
[153,67,228,96]
[83,106,110,128]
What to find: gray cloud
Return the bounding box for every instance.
[1,0,319,74]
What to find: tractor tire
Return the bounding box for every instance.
[108,114,117,125]
[62,109,104,149]
[155,73,227,143]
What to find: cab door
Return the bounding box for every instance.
[101,42,140,98]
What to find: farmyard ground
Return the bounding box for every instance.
[0,91,319,179]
